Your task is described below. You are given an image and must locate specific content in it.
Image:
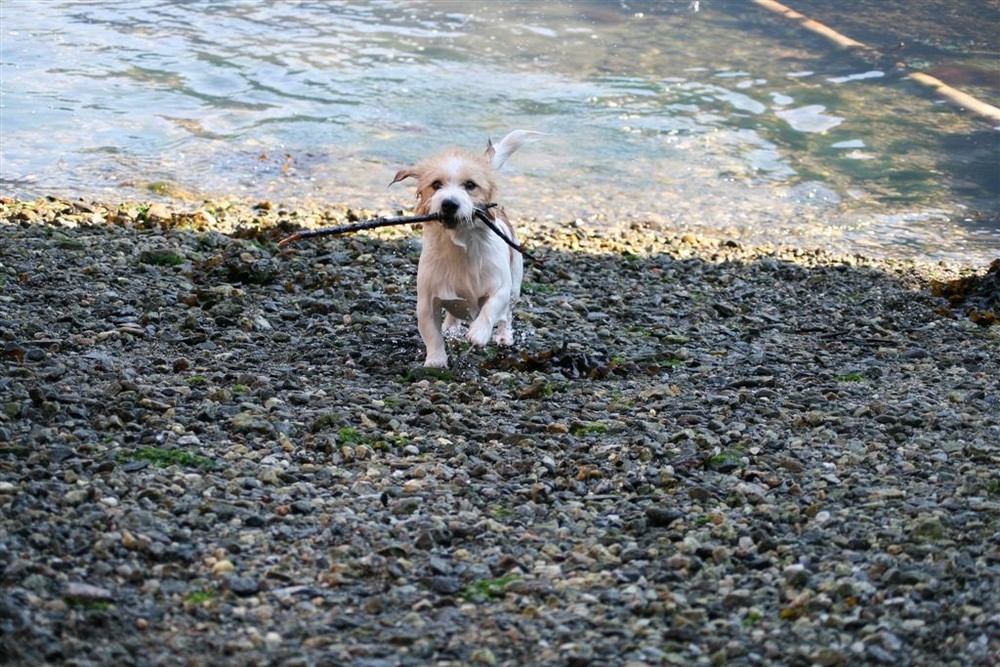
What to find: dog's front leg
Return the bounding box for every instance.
[466,292,509,347]
[417,296,448,367]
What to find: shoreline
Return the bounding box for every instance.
[2,197,999,665]
[2,195,994,270]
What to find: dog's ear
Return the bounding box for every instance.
[485,130,546,169]
[389,167,420,187]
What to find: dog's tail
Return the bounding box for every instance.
[486,130,547,169]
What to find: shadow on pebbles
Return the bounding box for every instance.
[1,199,998,666]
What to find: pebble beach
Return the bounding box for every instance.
[1,197,998,666]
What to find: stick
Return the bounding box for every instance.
[276,203,542,265]
[750,0,871,52]
[277,212,441,247]
[749,0,1000,124]
[905,72,1000,124]
[473,208,545,266]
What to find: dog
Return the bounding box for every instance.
[390,130,541,368]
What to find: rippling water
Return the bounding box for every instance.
[1,0,997,263]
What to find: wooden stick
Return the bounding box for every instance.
[277,212,440,247]
[751,0,870,52]
[473,209,545,266]
[277,204,543,265]
[750,0,1000,124]
[906,72,1000,124]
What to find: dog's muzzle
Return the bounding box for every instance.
[439,199,461,228]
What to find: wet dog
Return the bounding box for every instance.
[390,130,541,367]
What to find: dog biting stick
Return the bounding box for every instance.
[277,204,543,265]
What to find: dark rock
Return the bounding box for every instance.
[225,576,260,597]
[425,576,462,596]
[645,507,683,527]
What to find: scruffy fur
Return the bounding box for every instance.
[391,131,540,367]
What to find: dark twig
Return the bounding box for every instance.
[278,203,543,266]
[473,208,545,266]
[277,212,441,247]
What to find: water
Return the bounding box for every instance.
[1,0,997,264]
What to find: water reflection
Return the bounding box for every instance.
[775,105,844,133]
[0,0,996,263]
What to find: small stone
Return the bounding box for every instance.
[402,479,424,493]
[226,575,259,597]
[230,412,274,434]
[146,203,171,220]
[783,564,812,587]
[64,582,113,602]
[139,398,171,412]
[646,507,683,527]
[65,488,92,505]
[193,209,217,227]
[120,529,144,551]
[426,576,462,595]
[910,514,947,541]
[809,647,849,666]
[390,497,421,516]
[213,560,236,575]
[290,500,314,515]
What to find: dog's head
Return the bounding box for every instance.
[390,130,543,229]
[391,149,495,229]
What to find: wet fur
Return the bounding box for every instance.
[391,131,539,367]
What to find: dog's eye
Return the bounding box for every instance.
[463,180,477,191]
[431,180,443,191]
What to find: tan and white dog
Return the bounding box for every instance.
[390,130,541,368]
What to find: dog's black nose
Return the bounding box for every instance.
[440,199,459,216]
[439,199,460,228]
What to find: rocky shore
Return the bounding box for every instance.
[1,197,998,666]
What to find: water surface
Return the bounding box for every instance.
[1,0,997,263]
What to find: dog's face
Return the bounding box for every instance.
[391,149,497,229]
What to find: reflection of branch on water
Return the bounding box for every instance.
[750,0,1000,124]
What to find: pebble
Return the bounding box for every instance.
[226,576,260,597]
[64,582,114,602]
[212,560,236,575]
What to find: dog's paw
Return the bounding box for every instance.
[494,330,514,346]
[423,355,449,368]
[466,322,492,347]
[493,321,514,346]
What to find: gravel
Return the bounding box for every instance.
[1,197,998,666]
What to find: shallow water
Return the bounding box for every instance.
[2,0,998,264]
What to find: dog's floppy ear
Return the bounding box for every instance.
[389,167,420,187]
[485,130,546,169]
